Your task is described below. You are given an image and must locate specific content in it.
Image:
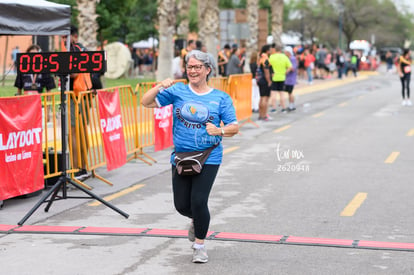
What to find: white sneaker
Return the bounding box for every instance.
[407,100,412,106]
[192,245,208,263]
[402,100,407,106]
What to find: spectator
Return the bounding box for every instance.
[317,45,329,79]
[11,46,19,73]
[14,44,56,122]
[249,50,259,113]
[217,44,230,76]
[226,44,244,76]
[131,47,140,77]
[397,48,412,106]
[336,48,346,79]
[284,46,298,111]
[256,44,272,120]
[349,50,358,77]
[304,48,316,85]
[385,51,393,73]
[14,44,55,96]
[238,44,247,73]
[268,44,292,113]
[297,46,306,81]
[180,39,197,79]
[172,48,183,79]
[64,25,93,181]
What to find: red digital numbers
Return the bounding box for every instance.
[92,53,103,71]
[32,54,43,73]
[69,55,73,71]
[19,55,31,73]
[49,53,59,72]
[78,52,90,71]
[17,51,105,74]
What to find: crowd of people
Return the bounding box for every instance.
[246,43,390,121]
[130,47,156,77]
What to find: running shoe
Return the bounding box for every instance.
[402,100,407,106]
[188,222,195,242]
[192,246,208,263]
[407,100,412,106]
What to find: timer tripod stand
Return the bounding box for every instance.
[18,73,129,225]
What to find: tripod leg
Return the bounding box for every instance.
[67,178,129,218]
[18,178,64,225]
[44,178,65,212]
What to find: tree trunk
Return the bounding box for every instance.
[197,0,207,44]
[198,0,219,71]
[245,0,259,72]
[76,0,100,50]
[270,0,284,48]
[177,0,191,38]
[157,0,176,81]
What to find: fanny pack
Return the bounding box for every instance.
[174,143,219,176]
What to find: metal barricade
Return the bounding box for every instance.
[227,74,257,127]
[134,82,157,165]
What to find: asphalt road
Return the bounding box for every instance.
[1,67,414,274]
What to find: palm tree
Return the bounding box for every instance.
[245,0,259,72]
[177,0,191,39]
[76,0,100,50]
[270,0,284,48]
[197,0,207,45]
[198,0,219,67]
[157,0,176,80]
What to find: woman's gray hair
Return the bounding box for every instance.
[185,50,216,80]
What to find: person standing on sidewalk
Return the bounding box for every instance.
[284,46,298,111]
[141,50,239,263]
[336,48,346,79]
[269,44,292,113]
[397,48,412,106]
[304,48,316,85]
[226,44,244,76]
[257,44,272,120]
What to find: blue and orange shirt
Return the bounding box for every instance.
[156,82,237,165]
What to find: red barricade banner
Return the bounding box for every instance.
[154,105,173,152]
[98,89,127,171]
[0,95,44,200]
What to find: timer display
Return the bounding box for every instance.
[16,51,106,74]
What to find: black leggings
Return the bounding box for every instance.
[172,164,219,240]
[400,74,411,99]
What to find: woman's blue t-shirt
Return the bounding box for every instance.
[155,82,237,165]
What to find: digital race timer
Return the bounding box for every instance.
[16,51,107,74]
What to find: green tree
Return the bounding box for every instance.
[51,0,158,45]
[97,0,158,44]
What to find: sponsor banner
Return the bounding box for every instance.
[154,105,173,152]
[0,95,44,200]
[98,89,127,171]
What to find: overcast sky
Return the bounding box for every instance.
[393,0,414,12]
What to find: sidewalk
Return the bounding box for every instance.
[293,70,378,96]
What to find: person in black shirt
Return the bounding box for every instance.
[14,44,56,95]
[14,44,56,123]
